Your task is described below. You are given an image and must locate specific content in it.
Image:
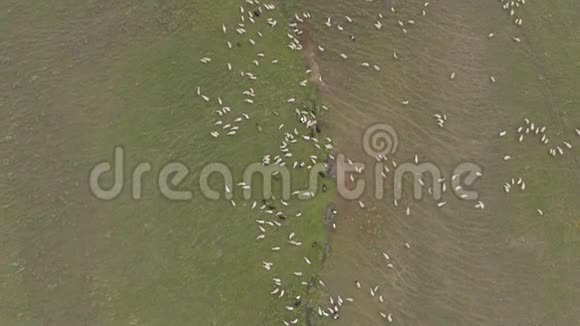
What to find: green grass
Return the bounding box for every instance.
[0,0,333,325]
[487,1,580,323]
[2,0,579,325]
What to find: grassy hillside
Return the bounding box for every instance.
[0,1,333,325]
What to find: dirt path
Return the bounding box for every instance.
[299,29,329,91]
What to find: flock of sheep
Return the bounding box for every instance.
[197,0,579,324]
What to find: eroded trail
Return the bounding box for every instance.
[300,29,328,91]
